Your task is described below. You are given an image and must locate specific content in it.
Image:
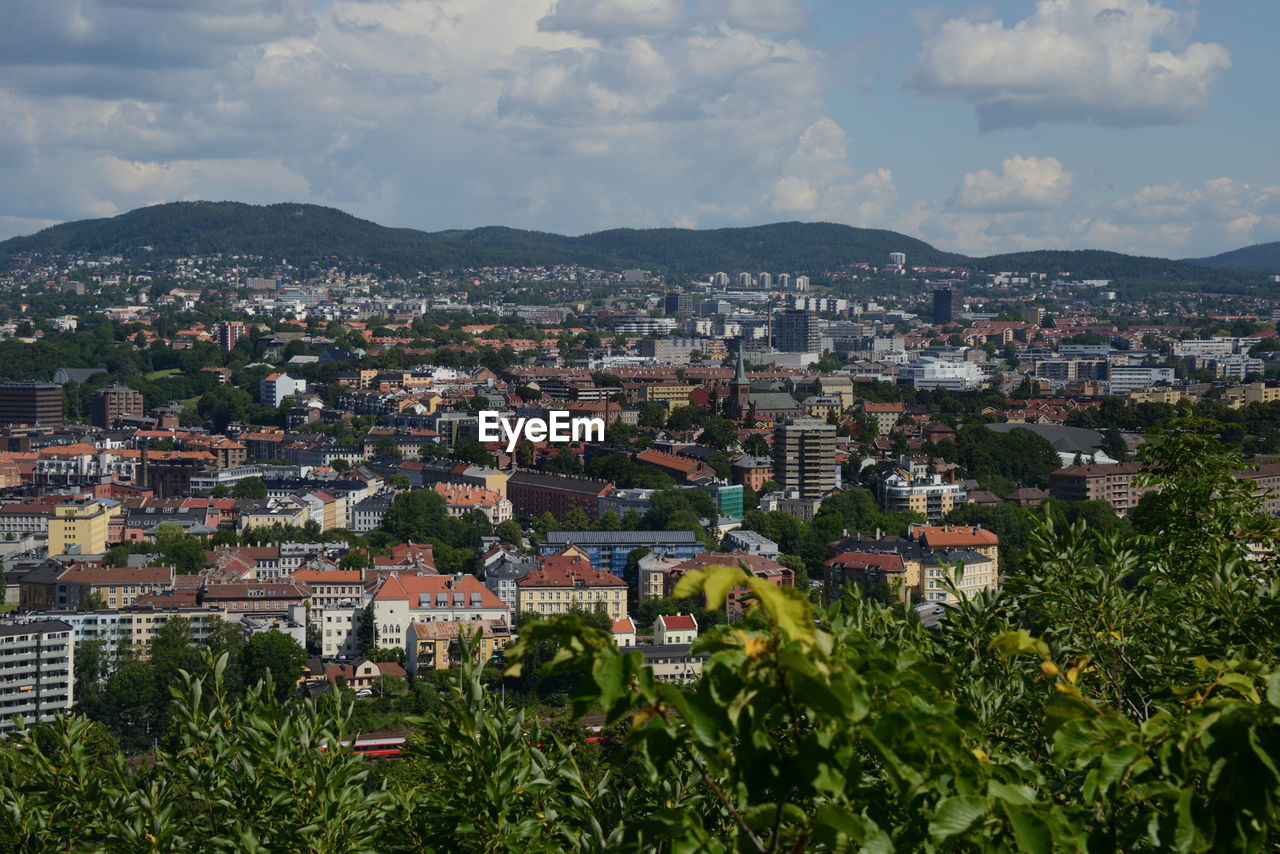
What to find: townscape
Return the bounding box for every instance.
[0,212,1277,728]
[0,202,1278,849]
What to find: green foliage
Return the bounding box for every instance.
[928,424,1063,492]
[9,420,1280,851]
[230,476,267,499]
[0,655,388,851]
[241,630,307,701]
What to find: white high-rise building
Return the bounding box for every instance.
[777,273,792,290]
[757,272,772,290]
[889,252,907,268]
[0,620,74,732]
[736,272,754,289]
[794,276,810,292]
[712,272,729,287]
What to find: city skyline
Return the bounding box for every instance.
[1,0,1276,258]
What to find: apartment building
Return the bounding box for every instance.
[876,460,967,520]
[0,620,74,732]
[1048,461,1148,515]
[90,384,144,428]
[48,498,113,557]
[432,482,513,526]
[404,619,512,675]
[506,471,613,523]
[772,418,838,499]
[538,530,704,576]
[369,573,510,650]
[515,555,628,620]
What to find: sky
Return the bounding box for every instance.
[1,0,1277,258]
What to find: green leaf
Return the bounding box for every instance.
[929,795,988,841]
[1267,671,1280,708]
[1005,806,1052,854]
[988,781,1037,806]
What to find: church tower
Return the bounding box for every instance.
[731,346,750,421]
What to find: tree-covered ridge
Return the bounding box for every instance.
[1185,240,1280,272]
[4,421,1280,851]
[0,200,1249,280]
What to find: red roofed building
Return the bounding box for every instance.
[433,482,513,526]
[369,572,509,649]
[823,552,907,604]
[640,552,794,619]
[654,613,699,645]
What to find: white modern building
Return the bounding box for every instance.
[900,357,985,390]
[259,373,307,408]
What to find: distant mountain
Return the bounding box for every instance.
[969,249,1223,283]
[0,200,1242,281]
[1184,242,1280,272]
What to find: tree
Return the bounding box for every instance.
[231,476,267,500]
[451,438,495,466]
[373,436,402,460]
[496,519,523,548]
[98,660,160,748]
[241,630,307,701]
[638,402,667,429]
[355,604,376,657]
[1101,427,1129,462]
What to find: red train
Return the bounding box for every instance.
[333,725,608,758]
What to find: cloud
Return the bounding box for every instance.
[538,0,687,38]
[0,0,888,239]
[1111,177,1280,251]
[908,0,1231,129]
[950,155,1072,212]
[766,118,897,225]
[897,171,1280,258]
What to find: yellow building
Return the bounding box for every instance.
[816,376,858,410]
[515,555,628,620]
[403,620,512,676]
[1127,388,1198,406]
[642,384,696,408]
[49,498,111,556]
[1224,382,1280,408]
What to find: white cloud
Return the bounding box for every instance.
[538,0,687,38]
[1111,177,1280,253]
[909,0,1231,129]
[0,0,888,239]
[950,155,1073,212]
[766,118,896,225]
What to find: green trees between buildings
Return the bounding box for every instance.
[4,420,1280,850]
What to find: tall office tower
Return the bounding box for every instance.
[776,273,792,290]
[712,272,730,287]
[794,275,810,292]
[0,383,63,427]
[736,272,755,289]
[774,309,821,353]
[91,384,144,428]
[772,418,838,498]
[933,287,961,324]
[889,252,907,267]
[663,292,694,316]
[215,320,247,351]
[757,272,772,290]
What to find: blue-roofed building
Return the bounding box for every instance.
[537,530,705,579]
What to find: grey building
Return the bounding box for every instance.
[0,619,74,732]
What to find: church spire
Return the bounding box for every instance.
[734,345,748,386]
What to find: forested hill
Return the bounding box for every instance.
[1185,241,1280,272]
[0,200,1244,281]
[0,202,965,273]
